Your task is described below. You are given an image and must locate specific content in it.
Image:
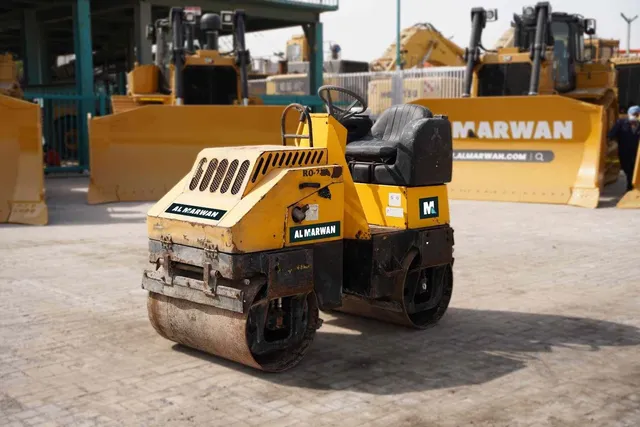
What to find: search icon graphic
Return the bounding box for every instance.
[452,150,555,163]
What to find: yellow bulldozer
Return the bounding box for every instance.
[142,85,455,371]
[0,53,48,225]
[88,7,297,204]
[584,37,640,114]
[411,3,621,208]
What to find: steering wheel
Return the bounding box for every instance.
[280,103,313,147]
[317,85,367,122]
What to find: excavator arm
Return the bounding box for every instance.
[370,23,465,71]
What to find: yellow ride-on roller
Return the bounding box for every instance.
[142,85,455,371]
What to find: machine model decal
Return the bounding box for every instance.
[419,197,439,219]
[165,203,227,220]
[290,221,341,243]
[453,120,573,140]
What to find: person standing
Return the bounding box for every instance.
[608,106,640,191]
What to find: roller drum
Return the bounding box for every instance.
[336,251,453,329]
[147,290,320,372]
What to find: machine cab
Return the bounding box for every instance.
[464,2,597,97]
[513,7,596,93]
[142,7,249,106]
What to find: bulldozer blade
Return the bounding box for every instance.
[87,105,298,204]
[616,149,640,208]
[0,95,48,225]
[410,96,610,208]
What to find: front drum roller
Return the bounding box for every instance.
[337,249,453,329]
[147,290,320,372]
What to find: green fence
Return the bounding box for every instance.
[260,95,327,112]
[22,92,109,174]
[14,93,331,174]
[260,94,351,113]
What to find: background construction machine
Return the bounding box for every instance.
[263,34,369,98]
[0,53,48,225]
[411,2,620,208]
[263,22,467,116]
[611,55,640,118]
[609,52,640,208]
[370,23,466,71]
[367,23,466,117]
[585,38,640,117]
[110,7,261,114]
[88,7,297,204]
[142,85,455,372]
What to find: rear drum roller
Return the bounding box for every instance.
[337,249,453,329]
[147,289,320,372]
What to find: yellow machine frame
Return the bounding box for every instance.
[147,114,450,249]
[142,87,455,372]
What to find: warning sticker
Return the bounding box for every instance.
[388,192,402,207]
[306,204,319,221]
[386,207,404,218]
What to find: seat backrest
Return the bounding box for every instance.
[371,104,433,141]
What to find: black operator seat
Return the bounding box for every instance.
[344,103,453,187]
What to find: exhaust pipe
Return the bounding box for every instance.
[154,21,170,92]
[171,7,185,105]
[234,10,250,106]
[186,25,194,52]
[528,2,550,95]
[462,8,488,97]
[154,22,164,68]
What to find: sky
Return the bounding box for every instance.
[241,0,640,63]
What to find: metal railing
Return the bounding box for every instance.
[22,91,109,173]
[252,66,466,116]
[260,0,339,9]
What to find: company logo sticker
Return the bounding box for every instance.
[453,120,573,140]
[165,203,227,220]
[290,221,341,243]
[419,197,439,219]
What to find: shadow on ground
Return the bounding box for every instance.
[172,307,640,394]
[43,176,149,226]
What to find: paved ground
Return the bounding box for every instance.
[1,176,639,427]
